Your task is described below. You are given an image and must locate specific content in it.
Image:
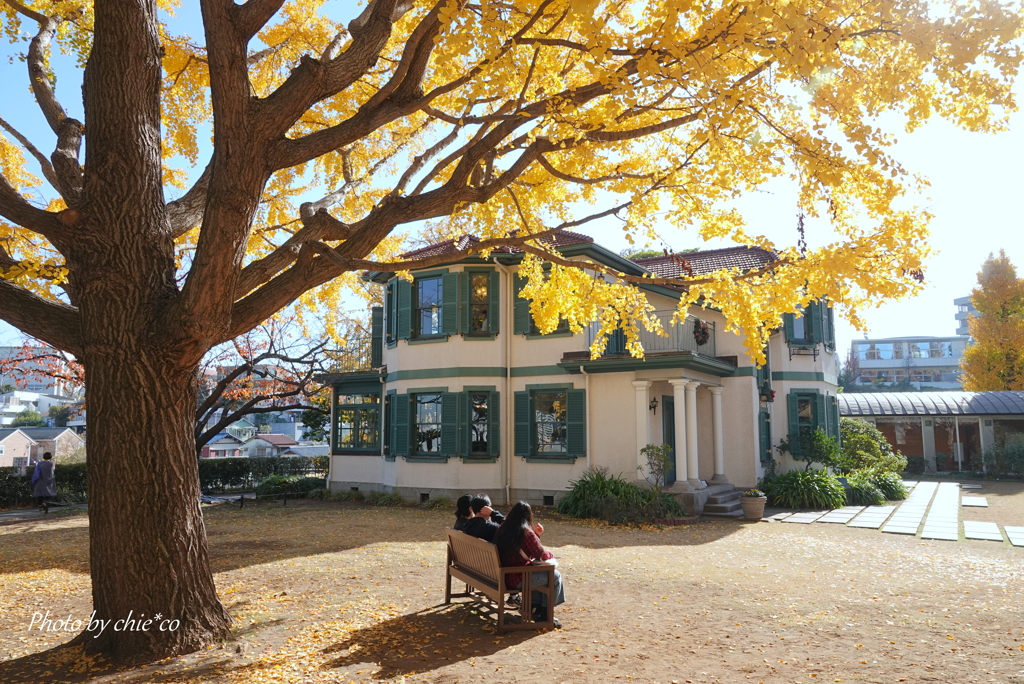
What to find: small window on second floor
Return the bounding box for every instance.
[468,273,490,334]
[415,277,443,337]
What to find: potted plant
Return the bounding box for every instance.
[740,488,767,520]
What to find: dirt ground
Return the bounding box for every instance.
[2,479,1024,684]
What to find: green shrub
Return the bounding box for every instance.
[982,443,1024,477]
[421,494,453,510]
[763,469,846,510]
[0,467,33,507]
[905,456,926,475]
[55,463,87,499]
[364,490,403,506]
[834,418,907,474]
[254,475,324,498]
[334,489,365,502]
[869,471,909,500]
[845,471,887,506]
[557,467,685,524]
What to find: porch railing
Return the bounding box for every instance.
[585,311,716,357]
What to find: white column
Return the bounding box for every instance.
[685,380,703,488]
[632,381,653,479]
[668,379,689,488]
[709,386,727,484]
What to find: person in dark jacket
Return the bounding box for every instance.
[31,452,57,513]
[453,494,473,531]
[462,495,501,542]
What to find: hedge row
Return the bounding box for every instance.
[0,463,88,508]
[198,456,328,492]
[0,456,328,506]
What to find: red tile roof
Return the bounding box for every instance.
[631,246,777,278]
[400,230,593,260]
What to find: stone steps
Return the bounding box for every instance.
[702,487,743,518]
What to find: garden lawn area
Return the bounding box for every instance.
[2,492,1024,683]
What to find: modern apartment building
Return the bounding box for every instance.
[954,296,978,337]
[850,336,967,390]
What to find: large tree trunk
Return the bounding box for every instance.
[79,354,232,661]
[63,0,233,661]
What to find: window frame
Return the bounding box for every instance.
[414,275,444,339]
[412,392,444,456]
[514,386,586,462]
[331,382,382,456]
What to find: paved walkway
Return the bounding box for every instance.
[770,481,1022,546]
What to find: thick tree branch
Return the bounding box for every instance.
[0,172,68,240]
[0,115,61,190]
[21,10,85,203]
[233,0,286,41]
[0,279,83,355]
[255,0,406,140]
[167,163,213,238]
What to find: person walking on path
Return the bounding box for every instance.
[31,452,57,513]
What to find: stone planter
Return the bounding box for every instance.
[740,496,767,520]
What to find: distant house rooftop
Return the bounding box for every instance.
[251,433,298,446]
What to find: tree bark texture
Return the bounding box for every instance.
[79,354,232,661]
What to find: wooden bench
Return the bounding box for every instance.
[444,529,557,631]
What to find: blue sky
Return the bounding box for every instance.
[1,7,1022,363]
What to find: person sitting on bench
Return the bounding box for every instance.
[453,494,473,531]
[494,501,564,628]
[463,495,501,542]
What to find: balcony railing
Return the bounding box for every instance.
[331,335,380,374]
[585,311,716,357]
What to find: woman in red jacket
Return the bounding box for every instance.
[493,501,565,628]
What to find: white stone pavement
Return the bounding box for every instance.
[769,481,1023,547]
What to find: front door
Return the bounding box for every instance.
[662,395,676,486]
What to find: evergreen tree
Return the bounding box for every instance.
[961,251,1024,391]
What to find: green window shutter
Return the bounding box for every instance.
[513,275,531,335]
[605,329,625,356]
[827,395,840,441]
[442,273,459,335]
[396,280,412,340]
[393,393,410,456]
[825,304,836,350]
[814,392,827,435]
[488,271,501,335]
[514,391,531,456]
[759,410,772,465]
[384,391,395,457]
[459,271,470,334]
[385,281,395,343]
[441,392,458,457]
[786,391,802,458]
[457,391,469,456]
[807,301,823,345]
[488,391,501,457]
[783,312,795,345]
[370,306,383,367]
[566,389,587,458]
